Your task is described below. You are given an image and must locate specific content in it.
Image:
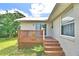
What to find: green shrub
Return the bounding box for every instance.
[32,45,44,56]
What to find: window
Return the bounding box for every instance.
[35,23,41,30]
[35,23,47,35]
[61,17,75,37]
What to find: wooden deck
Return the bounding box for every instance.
[18,30,44,48]
[18,30,65,55]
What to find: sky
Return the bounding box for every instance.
[0,3,32,16]
[0,2,56,18]
[0,0,78,19]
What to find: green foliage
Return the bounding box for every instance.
[32,45,44,56]
[0,11,25,38]
[32,45,44,52]
[0,38,36,56]
[0,38,45,56]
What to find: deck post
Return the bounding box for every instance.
[42,28,45,40]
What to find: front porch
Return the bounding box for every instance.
[18,30,65,56]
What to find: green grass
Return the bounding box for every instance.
[0,38,37,56]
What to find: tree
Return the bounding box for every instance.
[0,10,25,38]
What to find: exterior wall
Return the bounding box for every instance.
[49,3,72,22]
[20,21,49,36]
[20,22,36,30]
[49,4,79,56]
[47,23,53,36]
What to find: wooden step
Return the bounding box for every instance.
[44,37,65,56]
[44,41,59,43]
[45,51,65,56]
[44,39,58,42]
[44,43,60,46]
[44,41,59,44]
[44,39,57,41]
[44,46,62,51]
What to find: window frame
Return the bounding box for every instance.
[61,16,75,38]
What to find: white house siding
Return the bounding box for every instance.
[47,23,53,37]
[20,21,49,36]
[73,4,79,56]
[20,22,36,30]
[49,4,79,56]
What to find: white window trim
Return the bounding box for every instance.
[62,20,74,25]
[60,35,75,40]
[60,16,75,40]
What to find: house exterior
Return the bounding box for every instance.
[48,3,79,56]
[16,3,79,56]
[16,17,48,48]
[16,17,48,36]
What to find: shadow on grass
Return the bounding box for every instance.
[0,44,36,56]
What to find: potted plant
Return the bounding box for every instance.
[32,45,44,56]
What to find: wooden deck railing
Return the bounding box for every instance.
[18,30,44,48]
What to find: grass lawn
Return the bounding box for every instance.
[0,38,38,56]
